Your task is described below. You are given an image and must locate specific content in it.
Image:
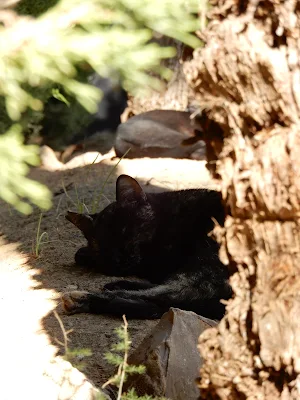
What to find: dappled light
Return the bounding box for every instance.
[0,237,101,399]
[3,0,297,397]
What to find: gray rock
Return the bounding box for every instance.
[115,110,206,160]
[123,308,218,400]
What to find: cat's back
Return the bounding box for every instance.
[139,188,225,281]
[147,188,224,228]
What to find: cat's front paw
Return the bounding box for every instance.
[61,290,91,314]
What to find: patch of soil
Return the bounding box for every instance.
[0,153,217,397]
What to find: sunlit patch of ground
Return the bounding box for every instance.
[0,238,100,400]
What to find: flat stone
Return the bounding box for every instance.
[123,308,218,400]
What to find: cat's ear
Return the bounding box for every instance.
[66,211,94,238]
[116,175,147,205]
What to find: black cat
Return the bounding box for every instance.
[62,175,231,320]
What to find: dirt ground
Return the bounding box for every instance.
[0,150,217,399]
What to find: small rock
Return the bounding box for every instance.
[115,110,206,160]
[123,308,218,400]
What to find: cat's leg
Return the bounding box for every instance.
[62,284,179,319]
[61,277,227,319]
[74,247,97,267]
[62,289,165,319]
[104,280,156,291]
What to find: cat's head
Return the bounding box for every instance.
[66,175,156,274]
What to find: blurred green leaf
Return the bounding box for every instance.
[0,0,200,119]
[0,124,52,213]
[0,0,204,213]
[51,88,71,107]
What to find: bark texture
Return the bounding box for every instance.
[184,1,300,399]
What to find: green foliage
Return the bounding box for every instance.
[62,180,90,213]
[51,88,71,107]
[0,0,200,122]
[103,319,145,389]
[122,389,167,400]
[55,310,166,400]
[0,0,201,213]
[0,124,51,213]
[54,310,93,372]
[33,212,48,256]
[39,91,93,150]
[103,316,166,400]
[64,347,93,372]
[16,0,59,16]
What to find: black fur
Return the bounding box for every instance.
[63,175,231,320]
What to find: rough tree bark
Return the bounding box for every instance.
[184,1,300,399]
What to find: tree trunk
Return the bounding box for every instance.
[122,37,194,122]
[184,1,300,398]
